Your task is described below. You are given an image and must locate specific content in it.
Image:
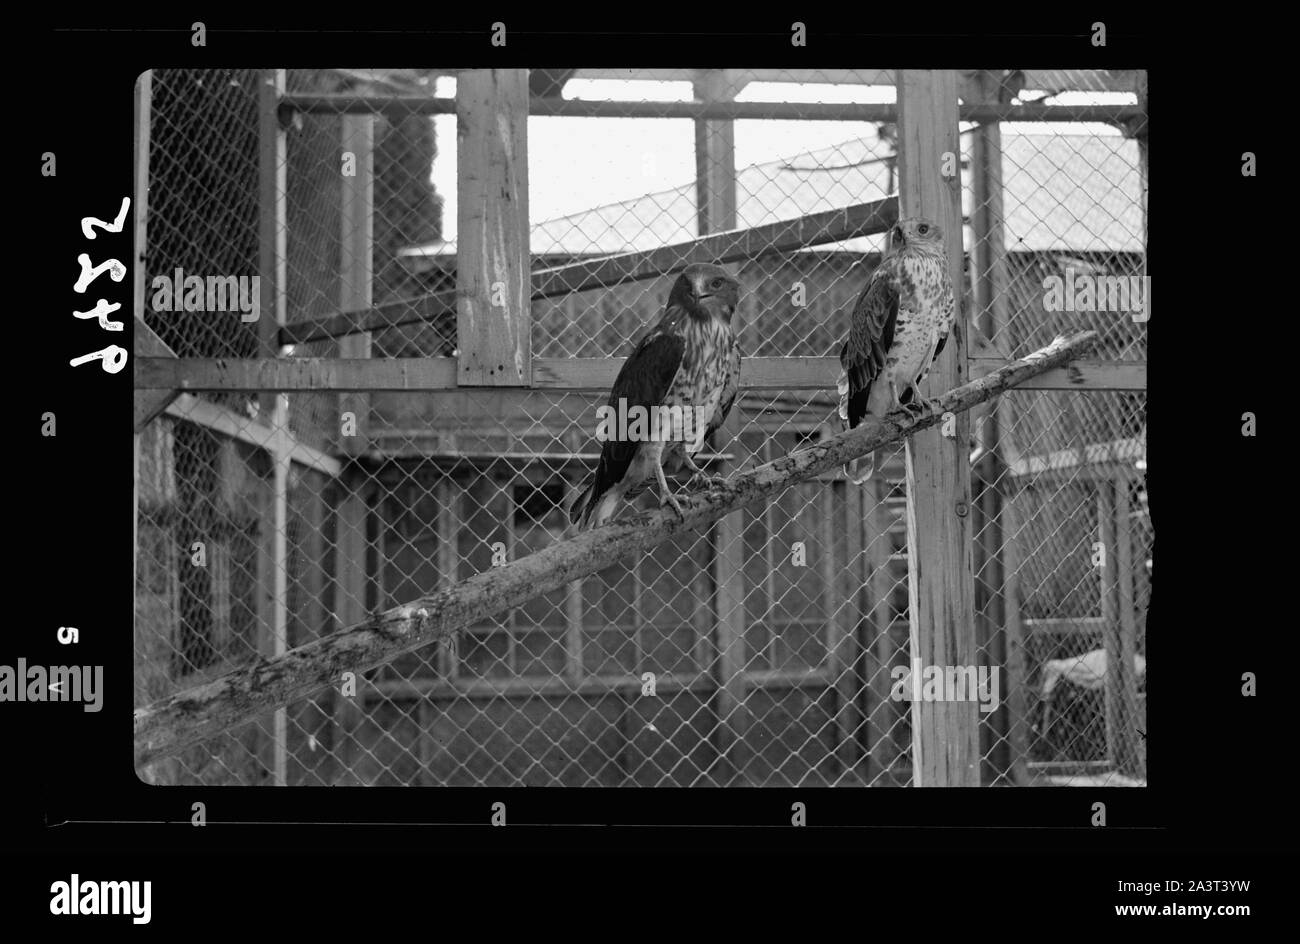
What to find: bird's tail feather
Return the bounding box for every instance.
[570,478,623,530]
[836,366,851,426]
[586,490,621,528]
[838,362,877,483]
[569,479,594,527]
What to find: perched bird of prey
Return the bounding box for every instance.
[570,263,742,529]
[838,216,955,482]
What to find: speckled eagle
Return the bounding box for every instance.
[571,263,742,529]
[838,216,955,483]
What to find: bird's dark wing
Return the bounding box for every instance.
[570,317,686,524]
[838,265,899,429]
[707,337,742,437]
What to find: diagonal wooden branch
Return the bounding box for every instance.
[134,330,1098,769]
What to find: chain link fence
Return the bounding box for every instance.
[135,68,1148,787]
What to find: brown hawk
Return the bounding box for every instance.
[571,263,742,528]
[838,216,955,482]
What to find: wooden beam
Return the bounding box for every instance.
[278,198,898,346]
[1022,616,1109,636]
[292,68,1139,95]
[283,93,1144,125]
[531,198,896,301]
[163,394,341,477]
[455,70,531,386]
[1007,437,1145,477]
[567,68,1142,94]
[137,355,1145,394]
[134,331,1098,767]
[133,318,179,432]
[896,69,980,787]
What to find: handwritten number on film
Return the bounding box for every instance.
[70,197,130,374]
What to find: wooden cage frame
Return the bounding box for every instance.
[132,68,1147,786]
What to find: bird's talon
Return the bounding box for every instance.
[903,395,940,417]
[686,471,726,491]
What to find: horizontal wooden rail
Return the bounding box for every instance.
[135,354,1145,393]
[278,198,898,346]
[281,93,1144,125]
[134,331,1098,768]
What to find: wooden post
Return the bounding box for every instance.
[1129,69,1148,780]
[290,474,327,784]
[1134,71,1149,327]
[863,478,897,781]
[258,70,288,405]
[825,482,861,779]
[999,482,1030,785]
[133,70,161,780]
[333,474,370,776]
[694,69,747,784]
[1099,477,1122,772]
[338,113,374,453]
[332,106,376,782]
[455,70,531,387]
[269,427,289,786]
[133,70,152,620]
[1114,474,1142,779]
[436,479,458,680]
[896,70,980,786]
[693,70,740,237]
[131,72,180,433]
[257,69,289,785]
[968,70,1015,782]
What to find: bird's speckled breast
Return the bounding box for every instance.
[890,250,954,381]
[667,314,733,451]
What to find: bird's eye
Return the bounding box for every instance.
[710,278,723,289]
[917,224,929,235]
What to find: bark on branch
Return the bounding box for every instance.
[134,330,1099,769]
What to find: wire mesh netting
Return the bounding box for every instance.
[135,68,1148,787]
